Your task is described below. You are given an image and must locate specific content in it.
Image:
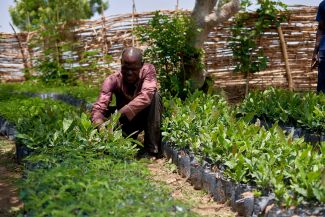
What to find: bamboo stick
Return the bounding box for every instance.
[9,23,29,74]
[132,0,136,47]
[277,25,294,91]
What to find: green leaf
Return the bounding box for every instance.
[81,113,91,131]
[62,118,73,133]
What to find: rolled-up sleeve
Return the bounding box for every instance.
[91,75,116,123]
[119,64,157,120]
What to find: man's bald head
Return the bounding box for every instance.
[121,47,144,84]
[121,47,143,64]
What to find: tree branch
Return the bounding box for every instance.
[205,0,240,25]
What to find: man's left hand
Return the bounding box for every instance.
[119,114,129,126]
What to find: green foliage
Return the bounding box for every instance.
[0,94,193,216]
[21,158,192,217]
[70,49,113,82]
[64,84,100,103]
[0,81,100,103]
[162,92,233,153]
[229,0,287,75]
[10,0,110,84]
[136,11,204,98]
[37,60,72,84]
[239,88,325,132]
[163,91,325,206]
[10,0,108,31]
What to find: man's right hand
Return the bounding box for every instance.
[94,119,114,133]
[311,53,319,71]
[93,119,105,131]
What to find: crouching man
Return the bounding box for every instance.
[91,47,163,156]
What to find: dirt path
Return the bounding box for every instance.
[147,158,237,217]
[0,136,22,217]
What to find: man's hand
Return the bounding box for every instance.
[118,114,129,126]
[93,119,104,128]
[93,119,107,132]
[311,53,319,71]
[94,119,115,133]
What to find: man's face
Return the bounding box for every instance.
[121,59,142,84]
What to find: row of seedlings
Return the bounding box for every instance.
[162,91,324,217]
[239,88,325,144]
[0,90,194,216]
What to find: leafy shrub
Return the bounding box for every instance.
[229,0,287,94]
[10,0,109,84]
[70,49,113,82]
[36,48,112,86]
[136,11,203,98]
[37,59,72,85]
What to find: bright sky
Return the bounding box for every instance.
[0,0,320,33]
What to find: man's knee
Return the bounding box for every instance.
[151,91,163,111]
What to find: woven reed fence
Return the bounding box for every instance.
[0,6,319,92]
[209,6,318,93]
[0,33,27,81]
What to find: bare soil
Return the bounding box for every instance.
[147,158,237,217]
[0,136,23,217]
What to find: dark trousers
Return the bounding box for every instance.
[318,51,325,93]
[105,92,163,154]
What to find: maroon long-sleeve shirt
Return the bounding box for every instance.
[91,63,157,123]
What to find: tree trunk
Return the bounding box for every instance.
[26,32,34,69]
[187,0,240,89]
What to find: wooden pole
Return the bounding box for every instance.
[245,73,249,97]
[26,32,33,69]
[26,13,34,72]
[9,23,29,76]
[101,4,108,54]
[277,25,294,91]
[132,0,136,46]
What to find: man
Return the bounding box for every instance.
[312,0,325,93]
[92,47,162,156]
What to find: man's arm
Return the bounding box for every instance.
[312,3,325,69]
[312,21,325,68]
[91,76,116,126]
[119,64,157,121]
